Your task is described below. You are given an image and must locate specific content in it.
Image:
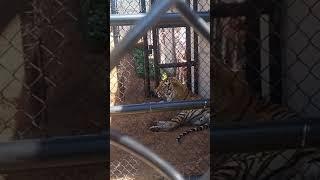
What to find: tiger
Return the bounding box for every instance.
[149,76,210,144]
[150,61,320,179]
[213,61,298,123]
[212,61,320,180]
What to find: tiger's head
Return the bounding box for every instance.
[154,77,189,102]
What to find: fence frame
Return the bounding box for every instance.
[110,99,210,115]
[0,133,107,173]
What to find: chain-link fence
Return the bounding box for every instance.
[110,0,210,179]
[110,0,320,179]
[211,0,320,179]
[0,0,106,179]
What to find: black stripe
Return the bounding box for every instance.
[176,124,209,143]
[260,150,318,180]
[170,117,182,124]
[185,109,198,120]
[188,109,207,122]
[273,111,296,121]
[265,104,283,113]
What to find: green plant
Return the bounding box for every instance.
[132,48,167,80]
[80,0,106,50]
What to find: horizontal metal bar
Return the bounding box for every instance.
[0,133,107,172]
[111,129,185,180]
[211,1,272,18]
[199,170,210,180]
[110,0,175,69]
[156,24,194,28]
[159,61,195,68]
[213,118,320,153]
[110,12,209,26]
[110,99,210,115]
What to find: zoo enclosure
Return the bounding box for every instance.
[111,0,320,179]
[110,0,210,179]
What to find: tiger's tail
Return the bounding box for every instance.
[176,124,209,144]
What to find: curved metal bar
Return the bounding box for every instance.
[175,0,210,42]
[110,0,175,69]
[110,129,185,180]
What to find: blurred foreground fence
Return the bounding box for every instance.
[0,0,107,179]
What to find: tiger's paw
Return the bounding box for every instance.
[149,126,162,132]
[149,121,167,132]
[149,121,177,132]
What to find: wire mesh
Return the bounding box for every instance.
[0,0,106,179]
[211,0,320,179]
[110,0,210,179]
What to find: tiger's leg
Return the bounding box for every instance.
[149,110,188,132]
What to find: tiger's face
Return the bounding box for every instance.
[154,77,189,102]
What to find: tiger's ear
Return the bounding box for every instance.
[161,72,168,81]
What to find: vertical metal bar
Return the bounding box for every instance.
[185,0,192,91]
[193,0,199,94]
[151,0,161,86]
[172,28,177,76]
[111,0,119,45]
[269,1,282,104]
[152,29,161,86]
[143,38,151,97]
[141,0,151,97]
[245,7,262,96]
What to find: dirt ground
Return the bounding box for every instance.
[110,57,210,179]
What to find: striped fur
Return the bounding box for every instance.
[212,62,320,179]
[151,72,320,179]
[149,77,210,143]
[176,124,209,143]
[150,71,320,179]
